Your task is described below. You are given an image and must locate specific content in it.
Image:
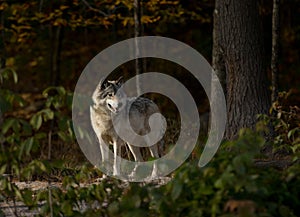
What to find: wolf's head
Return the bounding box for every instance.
[92,76,127,113]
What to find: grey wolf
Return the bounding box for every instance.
[90,77,163,178]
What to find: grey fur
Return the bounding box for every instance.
[90,77,163,177]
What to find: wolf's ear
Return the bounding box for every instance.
[98,78,107,90]
[116,76,123,85]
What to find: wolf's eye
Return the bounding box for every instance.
[100,93,107,99]
[108,93,113,97]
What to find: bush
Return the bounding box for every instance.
[111,130,297,217]
[1,71,299,216]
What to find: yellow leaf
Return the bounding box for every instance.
[6,58,15,67]
[29,60,38,67]
[0,2,8,11]
[60,5,69,10]
[122,17,131,27]
[141,15,160,24]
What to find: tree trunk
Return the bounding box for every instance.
[0,10,6,70]
[271,0,280,104]
[49,25,63,86]
[134,0,142,95]
[212,0,226,95]
[213,0,271,140]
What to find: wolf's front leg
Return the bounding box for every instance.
[99,140,109,163]
[113,141,120,176]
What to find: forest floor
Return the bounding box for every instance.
[0,177,171,217]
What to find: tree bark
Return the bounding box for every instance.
[50,26,63,86]
[213,0,271,140]
[0,10,6,70]
[271,0,280,104]
[212,0,226,95]
[134,0,142,95]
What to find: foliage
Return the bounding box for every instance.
[0,71,82,210]
[0,0,215,93]
[258,90,300,158]
[1,74,300,216]
[2,127,300,216]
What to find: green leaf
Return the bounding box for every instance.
[61,201,73,216]
[25,137,34,156]
[0,164,7,175]
[29,160,47,172]
[43,86,66,97]
[58,116,68,130]
[41,108,54,121]
[20,119,32,136]
[2,118,17,134]
[171,179,182,201]
[38,161,47,172]
[30,113,42,130]
[288,128,298,139]
[14,185,23,200]
[57,131,69,142]
[35,132,47,139]
[18,137,34,160]
[66,93,73,108]
[232,156,248,175]
[291,143,300,153]
[0,67,18,83]
[11,69,18,84]
[214,178,223,189]
[22,189,34,206]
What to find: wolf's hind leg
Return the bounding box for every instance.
[127,145,143,161]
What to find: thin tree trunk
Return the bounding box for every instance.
[39,0,44,12]
[212,0,226,95]
[140,3,147,74]
[214,0,271,140]
[271,0,280,103]
[0,10,6,70]
[206,1,227,147]
[134,0,142,95]
[50,26,63,86]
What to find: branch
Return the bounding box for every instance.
[81,0,109,17]
[254,158,293,170]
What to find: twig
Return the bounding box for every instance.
[13,197,18,217]
[81,0,109,17]
[254,158,293,170]
[48,186,53,217]
[47,130,52,160]
[48,123,53,216]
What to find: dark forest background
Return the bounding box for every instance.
[1,0,299,94]
[1,0,300,216]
